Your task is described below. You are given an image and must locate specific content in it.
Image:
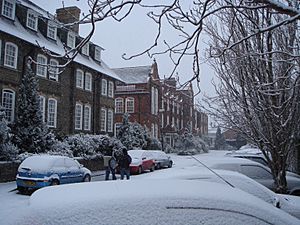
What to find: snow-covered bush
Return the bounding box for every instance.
[145,138,162,150]
[173,129,208,155]
[117,113,148,150]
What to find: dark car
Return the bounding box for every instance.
[16,155,91,193]
[149,150,173,169]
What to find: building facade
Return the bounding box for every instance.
[114,61,209,147]
[0,0,121,137]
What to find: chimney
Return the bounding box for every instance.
[56,6,81,34]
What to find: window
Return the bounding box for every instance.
[83,105,91,131]
[114,123,122,137]
[85,73,92,91]
[4,42,18,69]
[39,95,45,122]
[2,89,15,122]
[47,98,57,128]
[82,43,89,56]
[49,59,59,81]
[26,10,38,31]
[100,108,106,131]
[67,31,76,49]
[94,46,101,61]
[107,109,113,132]
[108,81,114,98]
[2,0,15,20]
[101,79,107,95]
[36,54,47,77]
[241,165,273,180]
[47,22,57,40]
[115,98,123,114]
[76,69,84,89]
[161,114,164,127]
[75,103,83,130]
[125,97,134,113]
[167,115,170,125]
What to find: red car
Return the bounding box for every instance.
[128,150,155,174]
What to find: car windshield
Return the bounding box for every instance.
[19,156,58,172]
[128,150,144,158]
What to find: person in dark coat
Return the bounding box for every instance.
[104,151,117,180]
[118,148,132,180]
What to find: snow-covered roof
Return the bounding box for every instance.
[17,0,54,20]
[113,65,152,84]
[0,2,122,81]
[18,155,66,172]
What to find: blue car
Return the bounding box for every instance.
[16,155,91,193]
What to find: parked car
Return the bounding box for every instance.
[226,151,269,166]
[147,168,300,219]
[148,150,173,169]
[11,179,299,225]
[206,157,300,195]
[128,150,155,174]
[16,155,91,193]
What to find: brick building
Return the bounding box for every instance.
[114,61,209,147]
[113,61,161,138]
[0,0,121,137]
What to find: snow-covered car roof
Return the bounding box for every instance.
[11,179,299,225]
[128,150,148,158]
[18,155,69,172]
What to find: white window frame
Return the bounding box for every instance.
[4,42,18,69]
[75,103,83,130]
[84,73,92,91]
[67,31,76,49]
[47,98,57,128]
[47,21,57,40]
[26,9,38,31]
[76,69,84,89]
[36,54,47,77]
[94,46,101,61]
[49,59,59,81]
[107,109,113,132]
[161,114,164,128]
[114,123,122,137]
[108,81,114,98]
[82,43,89,56]
[39,95,45,122]
[125,97,134,113]
[115,98,123,114]
[2,89,15,123]
[101,79,107,96]
[100,108,107,132]
[2,0,15,20]
[83,105,91,131]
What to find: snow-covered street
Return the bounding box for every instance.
[0,151,227,224]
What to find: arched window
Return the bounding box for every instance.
[83,105,91,131]
[107,109,114,132]
[115,98,123,113]
[100,108,107,131]
[47,98,57,128]
[1,89,15,122]
[85,73,92,91]
[36,54,47,77]
[76,69,84,89]
[75,103,83,130]
[125,97,134,113]
[4,42,18,69]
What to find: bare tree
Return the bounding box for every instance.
[41,0,299,81]
[203,2,300,193]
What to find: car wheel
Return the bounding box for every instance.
[168,161,173,168]
[83,174,91,182]
[17,186,26,194]
[150,164,155,172]
[291,190,300,196]
[138,166,143,174]
[50,179,60,186]
[156,163,161,170]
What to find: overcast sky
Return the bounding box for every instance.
[30,0,217,105]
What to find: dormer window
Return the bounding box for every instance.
[47,22,57,40]
[2,0,15,20]
[67,31,76,49]
[94,46,101,62]
[27,9,38,31]
[82,43,89,56]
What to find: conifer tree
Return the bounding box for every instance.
[12,57,52,153]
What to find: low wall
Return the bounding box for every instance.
[0,158,104,183]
